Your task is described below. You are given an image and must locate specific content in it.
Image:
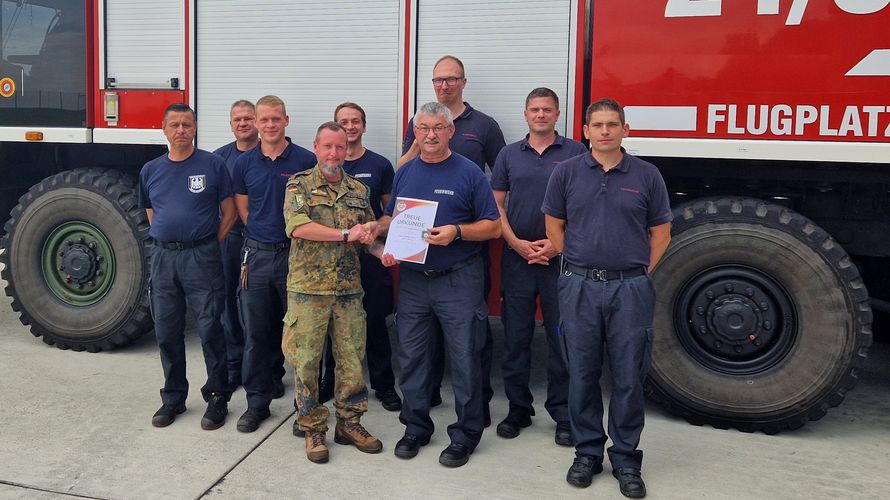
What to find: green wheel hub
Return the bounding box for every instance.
[41,221,116,306]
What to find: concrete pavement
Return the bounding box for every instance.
[0,290,888,500]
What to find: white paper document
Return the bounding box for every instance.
[383,197,439,264]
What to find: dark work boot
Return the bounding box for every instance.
[200,393,228,430]
[151,402,186,428]
[566,455,603,488]
[496,407,532,439]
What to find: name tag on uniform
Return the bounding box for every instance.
[355,173,372,178]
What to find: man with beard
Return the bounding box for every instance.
[282,122,382,464]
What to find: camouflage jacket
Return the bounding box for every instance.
[284,165,374,295]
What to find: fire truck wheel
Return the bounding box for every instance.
[647,197,872,433]
[0,168,152,351]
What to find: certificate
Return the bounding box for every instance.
[383,197,439,264]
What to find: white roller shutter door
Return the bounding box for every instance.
[105,0,183,89]
[196,0,402,159]
[414,0,577,148]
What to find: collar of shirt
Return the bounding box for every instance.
[456,102,475,121]
[519,132,566,152]
[257,139,296,161]
[583,146,630,172]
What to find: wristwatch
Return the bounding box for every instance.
[453,224,462,241]
[341,229,349,242]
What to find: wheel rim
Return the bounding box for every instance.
[41,221,116,306]
[673,265,798,375]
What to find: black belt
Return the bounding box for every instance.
[563,262,646,281]
[156,235,215,250]
[417,255,478,278]
[244,238,290,252]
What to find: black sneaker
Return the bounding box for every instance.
[375,389,402,411]
[566,455,603,488]
[236,407,271,433]
[200,393,228,430]
[496,407,532,438]
[152,402,186,428]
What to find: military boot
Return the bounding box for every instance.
[334,422,383,454]
[305,431,329,463]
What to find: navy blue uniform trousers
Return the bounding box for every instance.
[431,244,494,409]
[557,269,655,470]
[397,256,487,449]
[238,242,288,410]
[500,247,569,423]
[319,253,396,391]
[221,231,245,387]
[150,240,229,405]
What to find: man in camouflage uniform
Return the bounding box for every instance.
[282,121,382,464]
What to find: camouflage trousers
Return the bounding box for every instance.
[282,292,368,432]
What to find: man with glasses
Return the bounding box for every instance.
[398,55,505,424]
[378,102,501,468]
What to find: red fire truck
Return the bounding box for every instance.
[1,0,887,433]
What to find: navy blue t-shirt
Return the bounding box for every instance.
[385,152,499,272]
[138,149,233,243]
[343,148,394,219]
[232,141,315,243]
[213,141,250,234]
[541,152,673,270]
[491,134,588,241]
[403,102,505,172]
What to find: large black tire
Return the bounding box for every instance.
[0,168,152,351]
[647,197,872,433]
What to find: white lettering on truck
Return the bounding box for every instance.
[666,0,889,25]
[707,104,890,137]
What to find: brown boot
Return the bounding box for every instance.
[305,431,329,463]
[334,422,383,454]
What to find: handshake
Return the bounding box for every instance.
[345,221,380,245]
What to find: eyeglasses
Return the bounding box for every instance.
[414,124,451,135]
[431,77,464,87]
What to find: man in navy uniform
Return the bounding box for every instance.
[543,98,672,498]
[314,102,401,413]
[490,87,587,445]
[138,103,236,430]
[231,95,315,433]
[379,101,501,468]
[213,99,258,389]
[398,55,505,420]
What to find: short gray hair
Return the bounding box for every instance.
[315,121,346,141]
[414,102,453,126]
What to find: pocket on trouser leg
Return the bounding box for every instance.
[639,327,654,382]
[474,302,488,352]
[281,309,299,366]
